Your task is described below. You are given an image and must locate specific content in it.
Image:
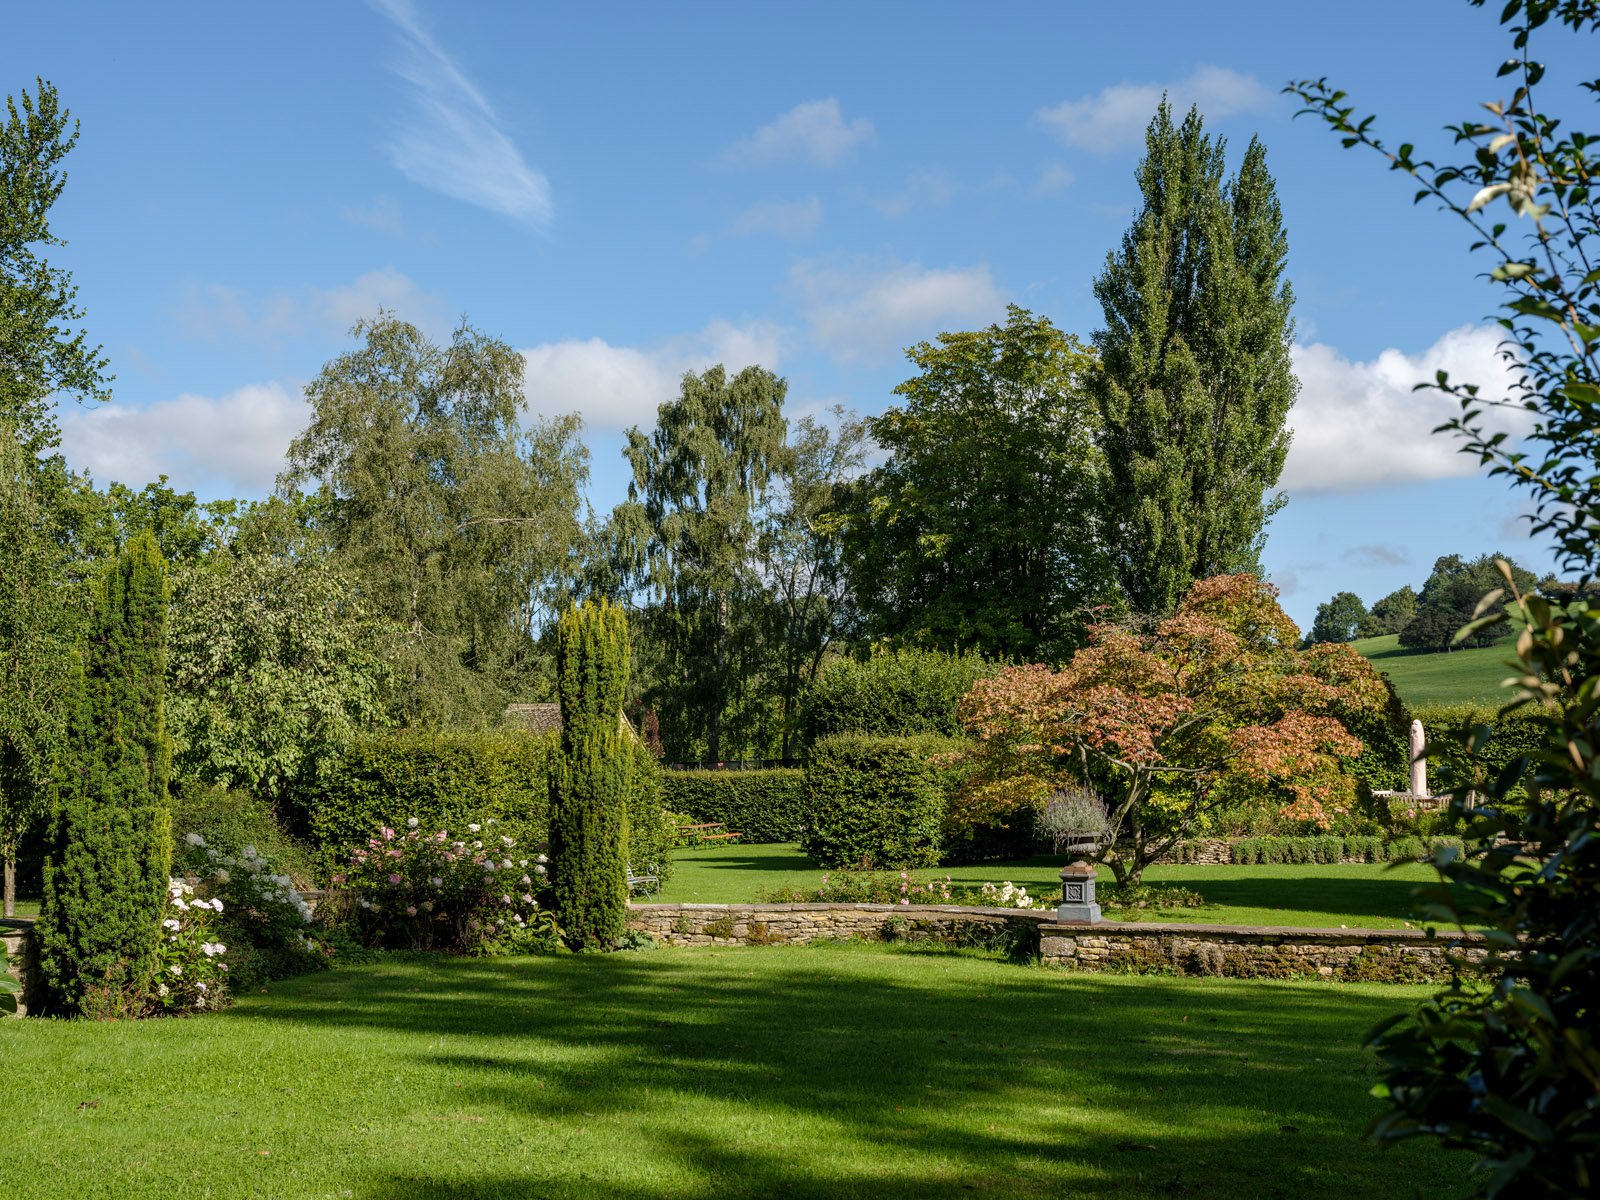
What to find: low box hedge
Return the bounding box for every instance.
[1173,834,1468,865]
[661,768,804,843]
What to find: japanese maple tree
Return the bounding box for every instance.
[956,574,1389,884]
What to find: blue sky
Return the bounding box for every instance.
[6,0,1582,629]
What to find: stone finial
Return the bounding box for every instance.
[1056,860,1102,925]
[1409,719,1428,797]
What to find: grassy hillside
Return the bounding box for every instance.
[1354,633,1517,707]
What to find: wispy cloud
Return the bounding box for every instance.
[370,0,552,229]
[722,99,874,169]
[1029,163,1075,198]
[790,256,1006,363]
[1036,65,1271,154]
[1283,325,1532,493]
[730,196,823,238]
[521,320,785,431]
[341,195,406,237]
[868,169,958,218]
[175,268,447,343]
[1343,544,1409,568]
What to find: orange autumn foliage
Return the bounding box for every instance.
[955,574,1389,882]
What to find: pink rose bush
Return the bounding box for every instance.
[333,819,556,952]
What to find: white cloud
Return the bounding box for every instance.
[176,269,446,342]
[722,99,874,168]
[1283,325,1532,494]
[789,257,1007,362]
[59,383,307,495]
[520,320,784,431]
[730,196,822,238]
[1036,65,1271,154]
[370,0,552,229]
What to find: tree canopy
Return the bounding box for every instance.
[956,574,1387,884]
[0,79,111,456]
[281,314,587,727]
[1092,103,1297,616]
[847,305,1111,662]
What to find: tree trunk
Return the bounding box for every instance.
[3,854,13,919]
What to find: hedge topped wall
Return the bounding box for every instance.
[661,769,804,843]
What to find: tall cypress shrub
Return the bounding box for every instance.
[549,599,630,950]
[37,529,172,1017]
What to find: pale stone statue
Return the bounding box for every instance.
[1409,719,1428,797]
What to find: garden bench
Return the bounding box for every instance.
[674,821,743,847]
[626,862,660,897]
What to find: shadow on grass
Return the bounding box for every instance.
[235,945,1469,1199]
[1184,874,1427,922]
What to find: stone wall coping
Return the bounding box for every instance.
[629,901,1050,921]
[1040,920,1485,944]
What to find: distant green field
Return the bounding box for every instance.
[1354,633,1517,707]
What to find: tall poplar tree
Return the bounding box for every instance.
[1091,102,1297,615]
[37,529,171,1017]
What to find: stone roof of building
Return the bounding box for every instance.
[502,703,637,737]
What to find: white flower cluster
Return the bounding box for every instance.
[979,881,1037,910]
[188,832,314,923]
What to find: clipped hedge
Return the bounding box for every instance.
[1413,703,1549,800]
[1221,834,1465,865]
[625,739,674,884]
[661,769,804,843]
[801,734,955,869]
[304,729,672,886]
[306,730,556,871]
[801,648,995,746]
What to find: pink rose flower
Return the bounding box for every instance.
[387,873,402,885]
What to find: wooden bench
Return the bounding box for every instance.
[674,821,743,847]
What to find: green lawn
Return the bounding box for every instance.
[1355,633,1517,707]
[657,843,1438,929]
[0,943,1469,1199]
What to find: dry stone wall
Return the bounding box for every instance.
[1038,922,1485,981]
[628,903,1485,983]
[2,922,37,1016]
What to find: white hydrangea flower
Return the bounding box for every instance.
[184,832,206,847]
[467,823,481,834]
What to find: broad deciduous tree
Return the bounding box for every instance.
[1308,590,1369,644]
[847,305,1111,662]
[957,575,1386,884]
[1,79,111,456]
[0,427,69,916]
[281,314,587,727]
[1092,103,1297,616]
